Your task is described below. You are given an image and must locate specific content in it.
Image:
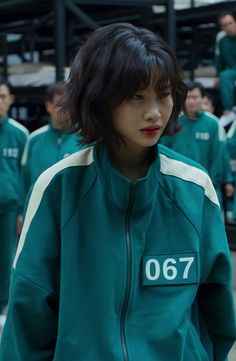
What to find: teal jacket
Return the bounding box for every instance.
[160,111,233,204]
[0,116,28,211]
[215,32,236,74]
[227,120,236,170]
[20,123,82,207]
[0,143,235,361]
[226,120,236,219]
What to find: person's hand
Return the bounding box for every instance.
[214,77,220,88]
[17,214,23,236]
[224,183,234,198]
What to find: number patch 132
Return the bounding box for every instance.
[142,252,198,286]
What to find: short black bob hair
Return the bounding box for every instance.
[62,23,187,145]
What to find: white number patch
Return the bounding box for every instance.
[143,253,197,285]
[2,147,19,158]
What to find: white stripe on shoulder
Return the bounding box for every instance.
[160,153,219,207]
[204,112,226,140]
[227,119,236,138]
[204,111,219,122]
[204,110,226,141]
[29,124,49,139]
[8,118,29,135]
[14,146,94,268]
[21,125,50,165]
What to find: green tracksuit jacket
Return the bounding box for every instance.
[160,111,232,203]
[227,120,236,219]
[215,33,236,75]
[20,122,82,206]
[0,116,29,212]
[215,32,236,110]
[227,120,236,169]
[0,143,235,361]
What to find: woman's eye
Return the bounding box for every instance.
[130,94,143,101]
[160,91,171,99]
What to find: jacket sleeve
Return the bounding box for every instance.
[207,124,224,190]
[0,271,58,361]
[0,175,60,360]
[227,136,236,160]
[215,33,225,75]
[196,196,236,361]
[19,139,33,212]
[222,145,234,185]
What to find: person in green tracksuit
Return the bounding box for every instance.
[160,81,234,208]
[20,82,83,211]
[215,11,236,126]
[0,77,29,317]
[227,120,236,220]
[0,23,235,361]
[202,91,235,219]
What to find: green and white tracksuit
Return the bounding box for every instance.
[0,142,235,360]
[215,31,236,111]
[160,111,233,206]
[0,116,28,313]
[227,120,236,220]
[20,122,83,208]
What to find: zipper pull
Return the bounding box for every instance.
[131,182,137,190]
[57,136,62,146]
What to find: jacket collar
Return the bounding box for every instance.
[182,110,204,121]
[93,142,160,211]
[48,121,62,134]
[0,115,8,127]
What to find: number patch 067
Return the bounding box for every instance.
[142,252,198,286]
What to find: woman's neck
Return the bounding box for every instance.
[109,143,155,181]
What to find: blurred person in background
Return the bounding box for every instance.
[202,91,216,115]
[161,81,234,208]
[19,82,84,232]
[215,11,236,127]
[226,119,236,221]
[0,77,28,325]
[202,90,235,220]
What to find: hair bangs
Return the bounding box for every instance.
[128,52,176,96]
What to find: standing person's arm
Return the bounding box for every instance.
[196,195,236,360]
[208,122,225,189]
[222,145,234,197]
[215,32,226,75]
[18,139,32,235]
[227,132,236,160]
[0,173,60,360]
[20,143,32,208]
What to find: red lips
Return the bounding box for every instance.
[140,125,160,131]
[140,125,161,136]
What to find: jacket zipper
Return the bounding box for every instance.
[120,182,137,361]
[57,135,62,161]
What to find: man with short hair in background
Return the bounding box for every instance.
[0,77,29,327]
[160,81,234,208]
[215,11,236,127]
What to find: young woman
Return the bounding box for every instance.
[0,23,235,361]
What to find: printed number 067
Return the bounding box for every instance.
[145,257,194,281]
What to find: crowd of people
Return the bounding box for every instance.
[0,13,236,361]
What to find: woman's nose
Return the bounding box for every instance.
[144,103,161,122]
